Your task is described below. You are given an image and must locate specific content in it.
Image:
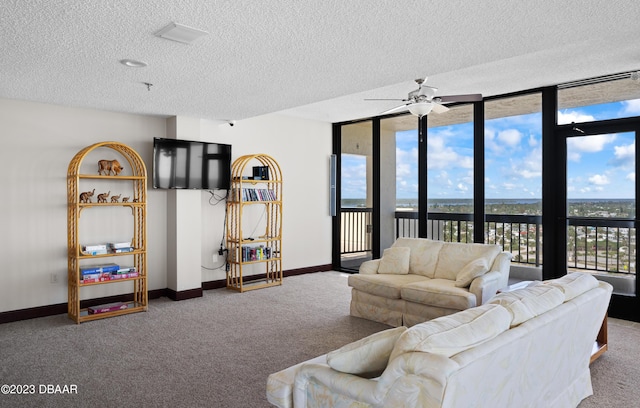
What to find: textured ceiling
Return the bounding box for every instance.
[2,1,640,124]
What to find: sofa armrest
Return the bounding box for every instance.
[359,259,381,275]
[469,270,502,305]
[293,363,379,407]
[375,352,460,406]
[469,252,512,304]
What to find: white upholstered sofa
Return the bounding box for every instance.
[349,238,512,327]
[267,273,612,408]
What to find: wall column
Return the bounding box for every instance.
[165,116,203,300]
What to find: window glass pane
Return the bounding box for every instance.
[426,104,474,212]
[558,76,640,124]
[426,104,474,242]
[381,115,419,239]
[567,132,635,216]
[484,93,542,264]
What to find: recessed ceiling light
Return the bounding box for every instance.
[155,22,208,44]
[120,59,148,68]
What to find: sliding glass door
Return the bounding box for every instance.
[338,121,373,271]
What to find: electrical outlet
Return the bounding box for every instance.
[50,273,58,284]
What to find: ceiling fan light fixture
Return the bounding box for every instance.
[407,102,433,117]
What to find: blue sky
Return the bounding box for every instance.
[343,98,640,201]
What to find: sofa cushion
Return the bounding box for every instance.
[434,242,501,281]
[378,247,411,275]
[389,303,511,361]
[455,258,489,288]
[327,326,407,378]
[400,279,477,310]
[348,274,427,299]
[489,284,565,327]
[544,272,599,301]
[392,238,444,278]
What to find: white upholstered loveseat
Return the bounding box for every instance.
[349,238,512,327]
[267,273,612,408]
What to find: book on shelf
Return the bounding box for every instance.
[230,187,277,202]
[108,271,139,280]
[111,247,134,253]
[87,302,128,314]
[82,244,108,255]
[108,242,132,249]
[80,263,119,275]
[115,266,136,274]
[81,270,138,283]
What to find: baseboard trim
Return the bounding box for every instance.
[165,287,203,301]
[0,265,333,324]
[202,264,332,290]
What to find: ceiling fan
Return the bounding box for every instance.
[365,77,482,117]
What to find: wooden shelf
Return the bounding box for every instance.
[76,301,147,323]
[226,154,282,293]
[67,141,148,324]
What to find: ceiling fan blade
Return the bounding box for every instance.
[380,104,410,115]
[431,103,450,114]
[437,93,483,103]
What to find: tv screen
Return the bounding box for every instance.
[153,138,232,190]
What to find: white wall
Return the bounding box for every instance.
[0,98,333,313]
[199,114,333,282]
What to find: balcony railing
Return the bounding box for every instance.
[340,208,372,255]
[340,208,635,275]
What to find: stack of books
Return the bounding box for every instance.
[108,242,134,253]
[80,264,138,283]
[82,244,108,255]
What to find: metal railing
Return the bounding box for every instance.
[567,217,636,274]
[340,208,373,254]
[391,211,634,274]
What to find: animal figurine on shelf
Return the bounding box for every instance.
[97,159,124,176]
[122,197,130,203]
[110,194,121,203]
[79,189,95,203]
[97,191,110,203]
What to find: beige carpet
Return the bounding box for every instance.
[0,271,638,407]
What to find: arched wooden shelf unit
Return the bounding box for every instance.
[67,141,147,323]
[226,154,282,292]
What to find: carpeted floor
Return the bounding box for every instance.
[0,271,638,407]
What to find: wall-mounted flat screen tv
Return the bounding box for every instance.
[153,137,232,190]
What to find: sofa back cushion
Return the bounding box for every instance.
[392,238,444,278]
[389,303,511,361]
[377,247,411,275]
[434,242,501,281]
[544,272,599,301]
[489,284,565,327]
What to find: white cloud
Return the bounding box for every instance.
[497,129,523,147]
[626,172,635,181]
[456,183,468,192]
[558,110,595,125]
[622,99,640,115]
[609,141,635,169]
[427,136,473,169]
[528,134,538,147]
[567,133,616,153]
[588,174,610,185]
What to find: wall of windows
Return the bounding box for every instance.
[334,71,640,320]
